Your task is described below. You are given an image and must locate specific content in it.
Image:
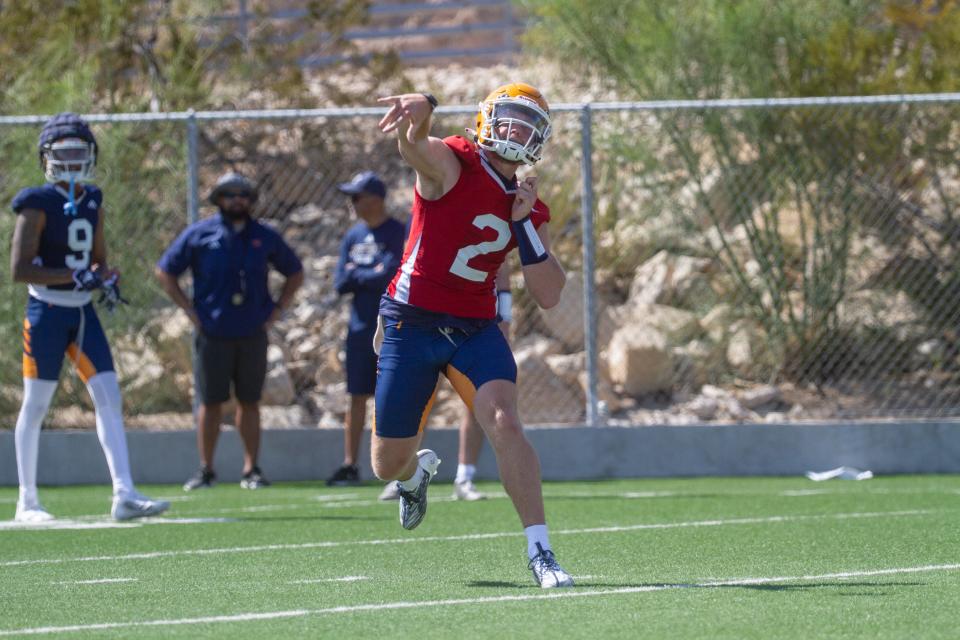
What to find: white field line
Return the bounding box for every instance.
[0,517,234,532]
[0,509,932,568]
[2,563,958,637]
[290,576,369,584]
[2,485,951,522]
[52,578,138,585]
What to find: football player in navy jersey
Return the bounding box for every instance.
[9,112,170,523]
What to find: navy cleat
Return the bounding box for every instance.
[528,543,574,588]
[398,449,440,530]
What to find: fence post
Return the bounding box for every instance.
[186,110,199,225]
[579,103,599,427]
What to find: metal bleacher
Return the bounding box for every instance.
[204,0,524,67]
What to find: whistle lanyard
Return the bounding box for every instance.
[230,225,250,307]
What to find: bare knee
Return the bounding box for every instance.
[479,409,525,448]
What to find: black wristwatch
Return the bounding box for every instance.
[422,93,439,110]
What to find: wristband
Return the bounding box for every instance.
[511,215,548,265]
[497,290,513,322]
[421,93,439,110]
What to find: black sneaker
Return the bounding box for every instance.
[183,467,215,491]
[325,464,360,487]
[240,466,271,489]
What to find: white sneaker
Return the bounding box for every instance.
[14,503,55,523]
[378,482,401,501]
[528,544,575,588]
[452,479,486,501]
[111,494,171,521]
[398,449,440,530]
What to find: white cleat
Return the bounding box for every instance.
[398,449,441,530]
[528,544,575,588]
[111,494,171,521]
[14,504,55,523]
[378,482,401,501]
[452,479,487,501]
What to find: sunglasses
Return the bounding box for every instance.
[220,191,252,200]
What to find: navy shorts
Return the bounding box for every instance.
[22,297,114,382]
[373,319,517,438]
[345,329,377,396]
[194,330,267,404]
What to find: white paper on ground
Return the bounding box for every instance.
[805,466,874,481]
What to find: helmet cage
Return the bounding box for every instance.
[476,97,552,165]
[42,138,97,184]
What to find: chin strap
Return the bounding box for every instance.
[65,176,77,216]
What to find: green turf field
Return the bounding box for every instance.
[0,475,957,638]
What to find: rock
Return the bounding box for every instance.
[261,346,296,406]
[739,384,781,409]
[606,326,673,395]
[628,250,714,307]
[624,303,702,343]
[260,404,312,428]
[537,272,619,351]
[516,349,584,424]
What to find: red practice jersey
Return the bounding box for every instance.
[386,136,551,319]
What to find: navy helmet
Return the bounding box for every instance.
[208,171,259,205]
[38,112,98,184]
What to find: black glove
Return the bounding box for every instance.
[98,275,129,313]
[72,268,103,291]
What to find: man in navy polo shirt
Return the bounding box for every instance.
[155,172,304,491]
[325,171,406,487]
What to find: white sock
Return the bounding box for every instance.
[15,378,58,508]
[398,466,425,492]
[524,524,552,560]
[86,372,135,501]
[455,463,475,484]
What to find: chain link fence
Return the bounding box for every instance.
[3,94,960,429]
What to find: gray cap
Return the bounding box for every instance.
[208,171,258,204]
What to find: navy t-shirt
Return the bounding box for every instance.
[157,214,303,338]
[334,218,406,334]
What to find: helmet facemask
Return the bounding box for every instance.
[42,137,96,184]
[477,97,552,165]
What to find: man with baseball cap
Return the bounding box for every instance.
[156,171,304,491]
[325,171,406,486]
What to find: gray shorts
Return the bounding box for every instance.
[194,330,268,404]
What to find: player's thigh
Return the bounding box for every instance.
[445,323,517,413]
[194,332,235,404]
[66,305,115,383]
[234,330,267,403]
[23,298,73,381]
[373,321,445,439]
[345,330,378,396]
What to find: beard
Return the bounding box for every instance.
[221,204,250,221]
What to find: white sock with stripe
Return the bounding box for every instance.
[15,378,57,508]
[86,372,135,501]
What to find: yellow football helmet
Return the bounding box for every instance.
[475,83,552,165]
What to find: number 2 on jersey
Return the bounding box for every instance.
[65,218,94,270]
[448,214,510,282]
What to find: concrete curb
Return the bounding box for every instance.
[1,421,958,486]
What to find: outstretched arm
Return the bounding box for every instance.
[377,93,461,200]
